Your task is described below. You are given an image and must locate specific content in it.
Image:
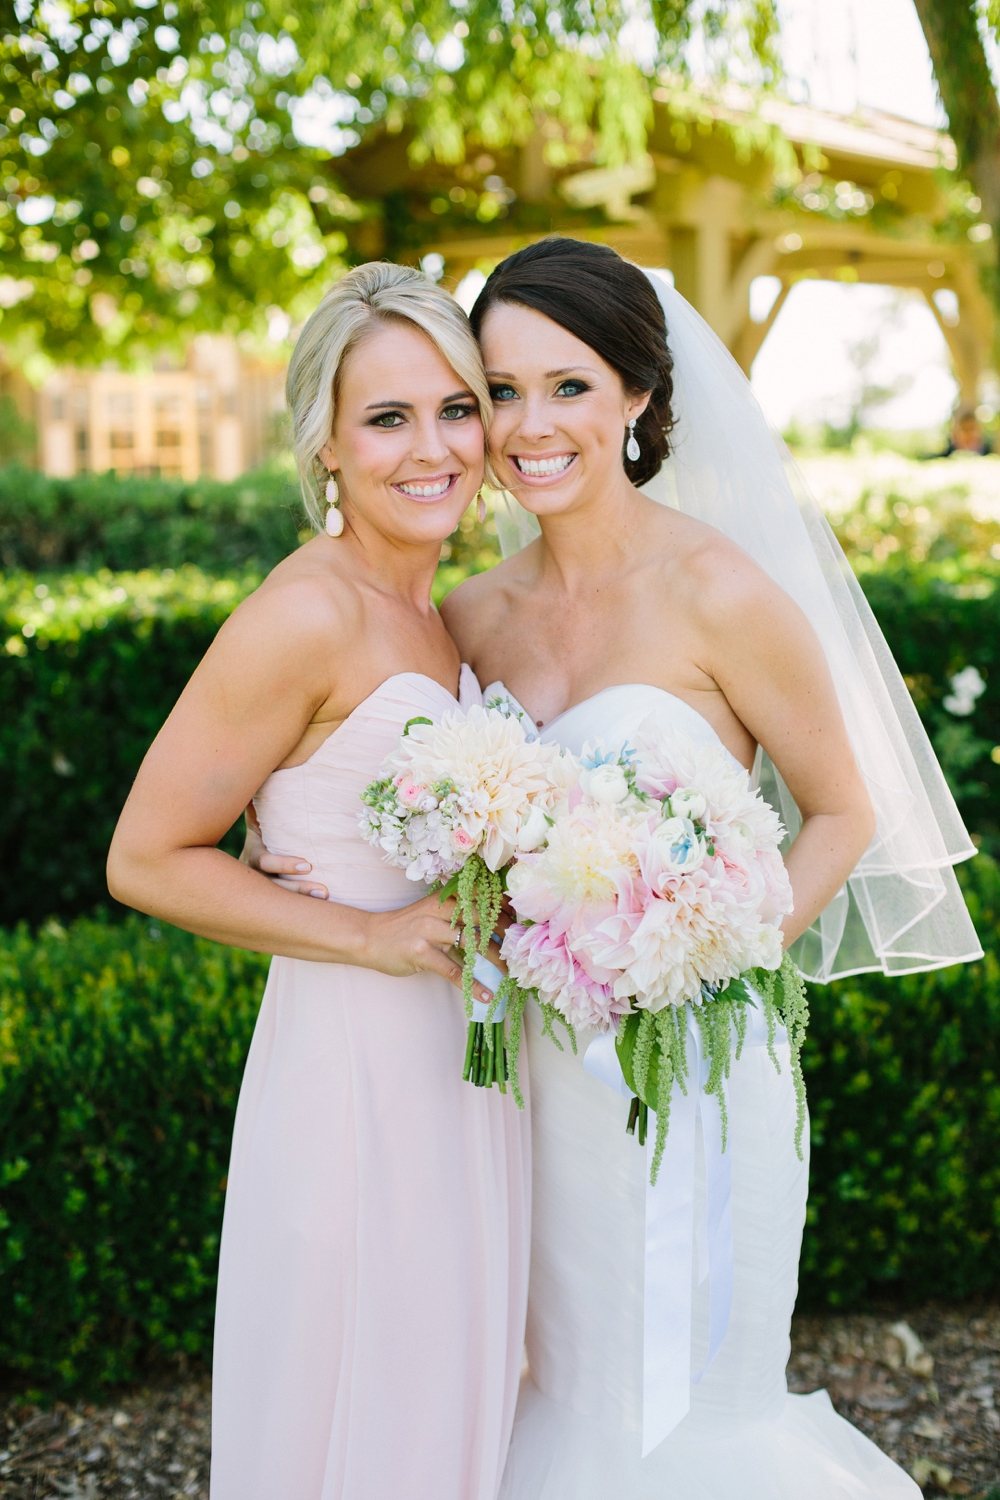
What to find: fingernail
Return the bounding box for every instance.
[309,888,326,899]
[295,862,311,873]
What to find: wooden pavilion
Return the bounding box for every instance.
[336,89,994,407]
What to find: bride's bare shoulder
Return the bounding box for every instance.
[658,509,789,620]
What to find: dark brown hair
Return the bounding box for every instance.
[469,237,675,486]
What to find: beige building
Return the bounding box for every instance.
[35,336,286,481]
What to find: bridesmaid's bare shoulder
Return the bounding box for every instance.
[208,536,363,696]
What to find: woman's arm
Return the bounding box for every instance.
[107,579,487,996]
[697,551,876,947]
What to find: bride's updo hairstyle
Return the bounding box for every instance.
[287,261,492,530]
[469,237,675,486]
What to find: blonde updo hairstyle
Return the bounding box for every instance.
[287,261,492,531]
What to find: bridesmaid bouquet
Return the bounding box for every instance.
[500,721,810,1181]
[359,703,575,1103]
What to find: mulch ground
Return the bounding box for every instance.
[1,1305,997,1498]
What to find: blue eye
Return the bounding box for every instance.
[489,383,518,402]
[557,379,589,397]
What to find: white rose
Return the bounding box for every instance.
[505,860,537,899]
[516,803,551,852]
[669,786,706,821]
[749,923,784,971]
[650,816,705,874]
[584,763,629,805]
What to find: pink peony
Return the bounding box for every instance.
[502,921,627,1031]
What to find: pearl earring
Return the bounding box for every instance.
[626,419,641,463]
[476,489,487,524]
[325,474,344,537]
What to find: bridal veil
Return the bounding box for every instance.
[491,272,983,983]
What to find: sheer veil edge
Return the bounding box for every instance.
[491,272,983,983]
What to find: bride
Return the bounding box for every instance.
[438,237,982,1497]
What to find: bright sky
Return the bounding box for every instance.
[749,0,961,432]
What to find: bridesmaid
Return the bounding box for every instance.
[107,262,530,1500]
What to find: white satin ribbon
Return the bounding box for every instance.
[583,997,784,1457]
[470,954,508,1022]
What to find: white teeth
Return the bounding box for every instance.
[515,454,574,477]
[397,478,452,497]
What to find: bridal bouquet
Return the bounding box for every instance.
[500,721,810,1181]
[359,703,575,1102]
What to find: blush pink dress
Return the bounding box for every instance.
[210,668,531,1500]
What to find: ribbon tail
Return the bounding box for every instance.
[642,1030,698,1456]
[691,1064,733,1383]
[582,1030,634,1097]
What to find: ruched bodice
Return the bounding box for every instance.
[211,666,530,1500]
[252,665,481,913]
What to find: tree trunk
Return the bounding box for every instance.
[911,0,1000,227]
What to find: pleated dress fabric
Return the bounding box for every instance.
[488,683,920,1500]
[210,668,531,1500]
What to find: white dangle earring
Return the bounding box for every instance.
[324,473,344,537]
[476,488,487,524]
[626,419,641,463]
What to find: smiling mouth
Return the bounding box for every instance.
[511,454,576,478]
[394,474,458,499]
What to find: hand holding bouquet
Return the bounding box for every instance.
[501,719,809,1179]
[359,703,575,1102]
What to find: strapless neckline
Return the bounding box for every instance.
[484,680,725,747]
[275,667,474,775]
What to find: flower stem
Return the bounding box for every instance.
[462,1020,477,1082]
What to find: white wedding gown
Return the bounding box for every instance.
[489,682,920,1500]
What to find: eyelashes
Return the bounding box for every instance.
[368,403,477,428]
[487,381,592,401]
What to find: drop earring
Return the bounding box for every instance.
[476,489,487,524]
[626,419,641,463]
[324,474,344,537]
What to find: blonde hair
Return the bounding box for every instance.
[286,261,492,530]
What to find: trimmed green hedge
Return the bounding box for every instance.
[862,561,1000,859]
[0,858,996,1391]
[0,465,304,575]
[0,915,270,1390]
[0,569,258,928]
[801,855,999,1307]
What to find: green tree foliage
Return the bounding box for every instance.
[0,0,779,360]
